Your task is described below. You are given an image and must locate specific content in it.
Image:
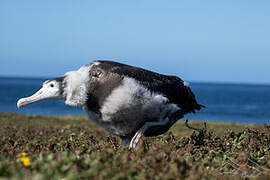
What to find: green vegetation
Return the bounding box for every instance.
[0,112,269,179]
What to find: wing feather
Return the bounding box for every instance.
[96,61,204,113]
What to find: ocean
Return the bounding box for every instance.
[0,77,269,124]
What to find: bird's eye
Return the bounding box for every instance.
[50,84,54,88]
[92,71,102,78]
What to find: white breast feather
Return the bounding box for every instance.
[100,77,140,121]
[100,77,176,122]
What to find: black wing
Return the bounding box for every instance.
[97,60,204,113]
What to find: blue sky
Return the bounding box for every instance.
[0,0,269,84]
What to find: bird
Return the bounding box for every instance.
[17,60,204,148]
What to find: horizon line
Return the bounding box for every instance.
[0,75,269,86]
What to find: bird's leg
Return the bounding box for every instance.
[129,109,185,149]
[129,117,170,149]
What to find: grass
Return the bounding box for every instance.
[0,112,269,180]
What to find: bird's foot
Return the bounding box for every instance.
[129,130,144,149]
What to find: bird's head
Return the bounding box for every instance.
[17,77,65,108]
[17,64,93,109]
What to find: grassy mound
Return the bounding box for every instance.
[0,112,269,179]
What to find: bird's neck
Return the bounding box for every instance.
[63,66,91,107]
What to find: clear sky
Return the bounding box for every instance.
[0,0,269,84]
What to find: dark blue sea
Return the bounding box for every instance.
[0,77,269,124]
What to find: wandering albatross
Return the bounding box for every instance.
[17,60,204,148]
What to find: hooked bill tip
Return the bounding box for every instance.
[17,99,23,109]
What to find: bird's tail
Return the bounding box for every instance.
[196,104,206,110]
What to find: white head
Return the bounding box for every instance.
[17,64,93,108]
[17,77,65,108]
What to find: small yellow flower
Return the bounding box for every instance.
[16,152,27,158]
[21,156,31,167]
[264,148,268,152]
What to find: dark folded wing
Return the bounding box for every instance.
[98,61,204,113]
